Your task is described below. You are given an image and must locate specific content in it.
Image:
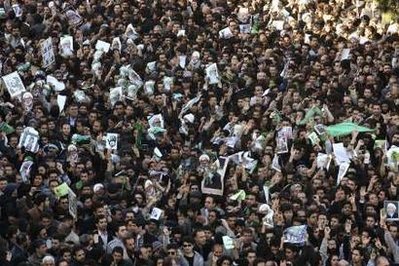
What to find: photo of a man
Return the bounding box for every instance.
[385,201,399,220]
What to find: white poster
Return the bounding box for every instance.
[219,27,233,39]
[109,87,123,107]
[57,95,67,113]
[150,207,163,220]
[95,40,111,53]
[2,71,26,98]
[105,133,119,150]
[201,156,229,196]
[41,37,55,68]
[112,37,122,52]
[205,63,220,85]
[18,127,40,153]
[283,225,307,245]
[65,9,82,26]
[60,35,74,57]
[68,188,77,219]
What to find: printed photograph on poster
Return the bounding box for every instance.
[41,37,55,67]
[314,124,326,135]
[201,156,229,196]
[105,133,119,150]
[205,63,220,85]
[18,127,40,153]
[276,137,288,154]
[60,36,74,57]
[2,71,26,98]
[384,201,399,220]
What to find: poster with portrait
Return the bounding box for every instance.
[105,133,119,150]
[2,71,26,98]
[384,201,399,221]
[205,63,220,85]
[68,188,77,219]
[201,156,229,196]
[18,127,40,153]
[283,225,307,245]
[60,35,74,57]
[41,37,55,68]
[276,137,288,154]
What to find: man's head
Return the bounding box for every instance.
[114,223,127,239]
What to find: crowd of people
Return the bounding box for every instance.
[0,0,399,265]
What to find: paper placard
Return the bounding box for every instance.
[283,225,307,245]
[333,143,350,164]
[205,63,220,85]
[272,20,284,30]
[384,201,399,221]
[222,236,235,250]
[337,162,350,185]
[65,9,82,26]
[308,132,320,145]
[148,114,165,129]
[276,137,288,154]
[112,37,122,52]
[179,55,187,68]
[163,76,173,91]
[41,37,55,68]
[125,24,139,40]
[341,48,351,61]
[239,24,251,33]
[201,157,229,196]
[68,188,77,219]
[219,27,233,39]
[105,133,119,150]
[150,207,163,220]
[60,35,74,57]
[57,95,67,113]
[19,160,33,183]
[46,75,65,91]
[95,40,111,53]
[109,87,123,107]
[18,127,40,153]
[2,71,26,98]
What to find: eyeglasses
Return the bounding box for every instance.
[168,251,176,255]
[183,244,192,247]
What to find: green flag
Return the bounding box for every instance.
[326,122,374,137]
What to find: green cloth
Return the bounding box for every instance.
[326,122,374,137]
[298,107,323,125]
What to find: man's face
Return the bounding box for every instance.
[195,231,206,246]
[117,226,127,239]
[112,252,123,262]
[125,238,135,251]
[351,250,362,263]
[97,218,107,231]
[37,244,48,256]
[74,249,86,262]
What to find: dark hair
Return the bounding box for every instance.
[112,246,124,255]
